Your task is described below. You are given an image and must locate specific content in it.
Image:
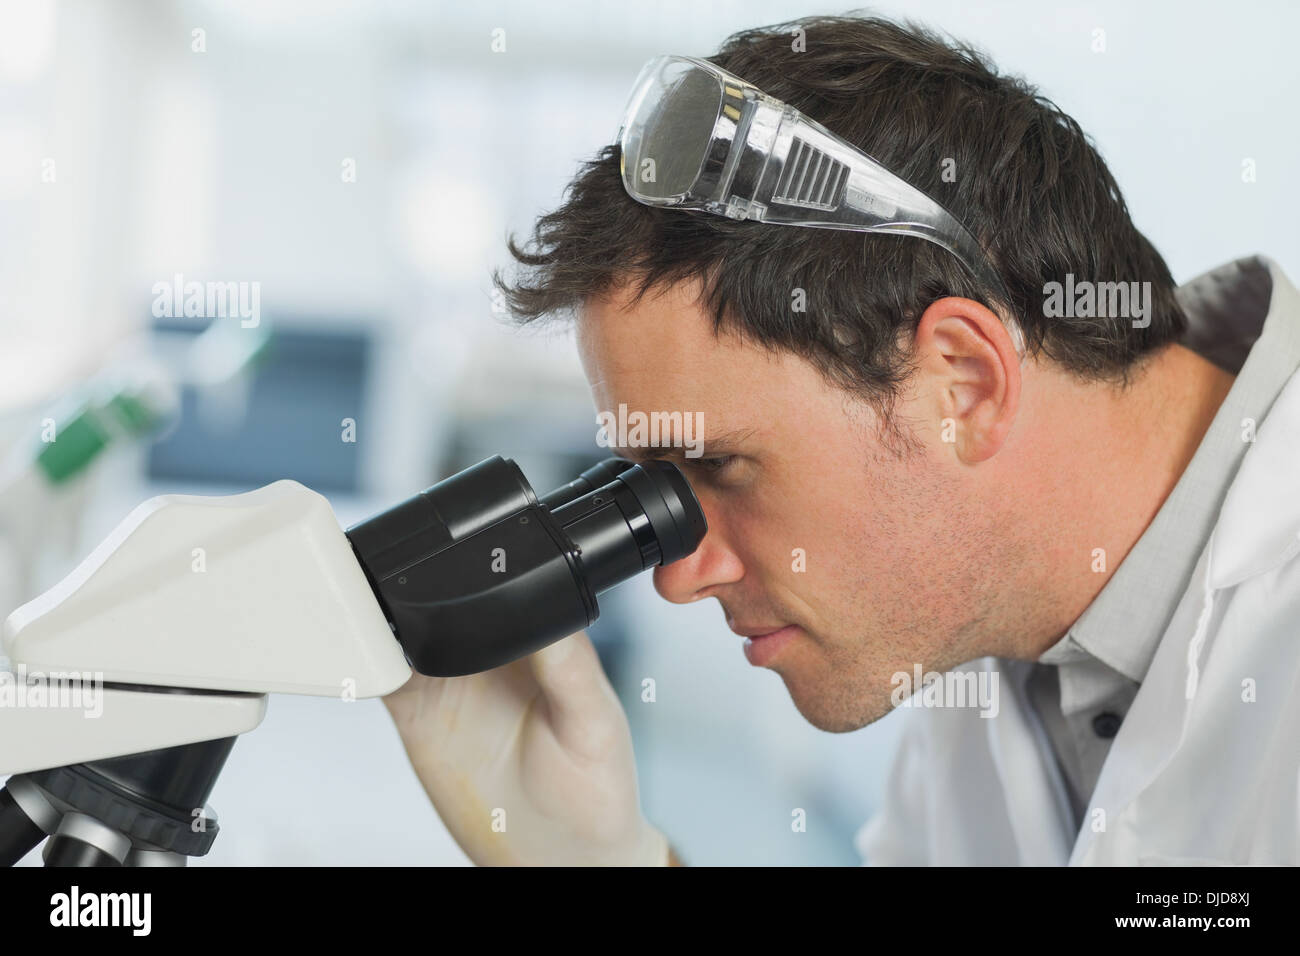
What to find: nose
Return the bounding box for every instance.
[652,514,744,604]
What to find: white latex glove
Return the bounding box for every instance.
[383,630,669,866]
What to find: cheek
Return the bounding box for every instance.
[777,474,925,602]
[723,485,865,589]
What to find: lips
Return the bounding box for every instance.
[727,621,790,638]
[738,624,799,667]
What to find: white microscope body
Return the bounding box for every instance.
[1,480,412,778]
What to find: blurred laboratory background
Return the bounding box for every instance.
[2,0,1297,865]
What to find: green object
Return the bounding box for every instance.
[33,387,168,485]
[105,390,165,436]
[35,404,111,485]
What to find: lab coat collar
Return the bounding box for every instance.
[1204,257,1300,587]
[1068,539,1217,864]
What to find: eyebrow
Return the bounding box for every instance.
[615,426,758,465]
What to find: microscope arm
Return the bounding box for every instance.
[1,480,411,776]
[0,688,266,777]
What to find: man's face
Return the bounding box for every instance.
[577,279,1021,732]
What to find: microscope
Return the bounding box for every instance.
[0,455,706,866]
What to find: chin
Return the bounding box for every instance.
[780,670,889,733]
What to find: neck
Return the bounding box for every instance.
[1008,344,1236,658]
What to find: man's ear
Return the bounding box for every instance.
[912,297,1021,464]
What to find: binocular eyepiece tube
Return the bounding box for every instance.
[345,456,707,677]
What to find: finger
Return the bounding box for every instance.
[528,631,621,751]
[381,671,449,731]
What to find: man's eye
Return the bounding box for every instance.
[691,455,734,473]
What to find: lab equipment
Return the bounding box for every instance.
[0,455,705,865]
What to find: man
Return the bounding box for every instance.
[383,15,1300,865]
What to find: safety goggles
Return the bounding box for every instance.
[617,54,1024,354]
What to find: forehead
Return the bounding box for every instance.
[575,280,767,412]
[574,279,882,466]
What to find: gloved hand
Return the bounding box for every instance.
[382,630,669,866]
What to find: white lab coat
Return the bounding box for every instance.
[856,282,1300,866]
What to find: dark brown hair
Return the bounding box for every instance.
[494,14,1187,432]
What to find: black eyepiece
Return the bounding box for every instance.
[346,456,706,676]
